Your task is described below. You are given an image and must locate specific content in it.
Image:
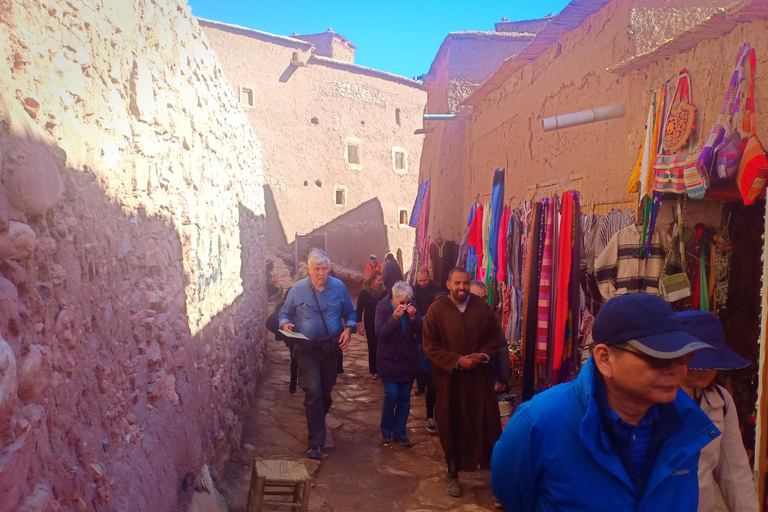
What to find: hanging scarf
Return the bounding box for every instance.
[552,192,574,385]
[489,169,505,277]
[522,202,543,402]
[535,199,555,363]
[409,180,430,228]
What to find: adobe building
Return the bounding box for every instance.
[420,0,768,503]
[199,21,427,274]
[418,19,551,241]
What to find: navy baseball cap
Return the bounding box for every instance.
[593,294,713,358]
[677,310,750,370]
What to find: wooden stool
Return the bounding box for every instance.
[246,459,311,512]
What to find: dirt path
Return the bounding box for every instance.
[218,331,500,512]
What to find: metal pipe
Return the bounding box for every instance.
[423,113,473,121]
[542,104,626,132]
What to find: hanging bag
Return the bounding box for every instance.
[696,44,748,184]
[683,145,706,198]
[736,48,768,205]
[663,69,696,152]
[713,46,748,182]
[659,199,691,303]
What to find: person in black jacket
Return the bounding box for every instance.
[356,270,385,379]
[375,281,422,446]
[382,253,403,295]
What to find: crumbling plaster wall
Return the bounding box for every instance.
[0,0,266,511]
[461,0,768,219]
[203,24,425,272]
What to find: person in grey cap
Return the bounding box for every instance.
[677,310,758,512]
[491,293,719,512]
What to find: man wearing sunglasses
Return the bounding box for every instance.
[491,293,720,512]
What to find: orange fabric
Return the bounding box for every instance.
[365,262,382,277]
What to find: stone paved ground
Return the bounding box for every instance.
[218,330,501,512]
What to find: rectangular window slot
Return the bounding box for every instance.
[395,151,405,170]
[399,209,408,225]
[335,189,346,206]
[240,87,254,107]
[347,145,359,165]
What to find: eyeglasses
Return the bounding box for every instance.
[610,344,694,370]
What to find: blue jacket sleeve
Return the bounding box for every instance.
[341,288,357,331]
[491,405,539,512]
[278,287,297,328]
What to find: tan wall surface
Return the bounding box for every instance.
[203,24,426,272]
[460,0,768,219]
[0,0,267,510]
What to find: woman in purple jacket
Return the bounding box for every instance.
[375,280,423,446]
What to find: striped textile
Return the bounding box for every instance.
[535,200,554,363]
[653,154,688,194]
[594,208,635,262]
[594,224,682,301]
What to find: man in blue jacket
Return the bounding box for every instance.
[491,293,719,512]
[280,249,357,460]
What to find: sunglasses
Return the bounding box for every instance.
[610,344,694,370]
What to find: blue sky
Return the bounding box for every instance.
[187,0,571,79]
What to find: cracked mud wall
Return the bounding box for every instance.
[0,0,267,510]
[459,0,768,217]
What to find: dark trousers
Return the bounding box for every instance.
[366,334,378,374]
[420,368,436,419]
[294,347,339,446]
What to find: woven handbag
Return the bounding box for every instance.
[683,145,706,199]
[663,70,696,152]
[660,200,691,303]
[736,48,768,205]
[713,47,748,182]
[654,153,688,194]
[697,44,748,183]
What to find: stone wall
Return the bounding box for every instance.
[0,0,267,510]
[202,21,426,273]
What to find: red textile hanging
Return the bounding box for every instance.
[552,192,574,385]
[535,200,554,363]
[468,204,484,267]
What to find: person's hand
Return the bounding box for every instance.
[281,323,295,334]
[467,353,485,364]
[406,305,417,319]
[458,355,479,370]
[393,304,405,319]
[339,327,352,350]
[357,322,365,337]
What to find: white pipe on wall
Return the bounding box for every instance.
[542,104,626,132]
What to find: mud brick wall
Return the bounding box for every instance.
[0,0,267,510]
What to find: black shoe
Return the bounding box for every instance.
[289,381,297,394]
[381,432,393,444]
[398,437,412,447]
[306,445,323,460]
[414,387,425,396]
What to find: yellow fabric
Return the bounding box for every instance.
[628,98,654,194]
[645,86,666,198]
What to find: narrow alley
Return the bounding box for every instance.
[219,328,501,512]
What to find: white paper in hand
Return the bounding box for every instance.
[279,329,309,340]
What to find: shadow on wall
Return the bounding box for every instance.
[263,184,288,249]
[0,135,266,511]
[287,197,390,272]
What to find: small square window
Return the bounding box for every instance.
[334,187,346,207]
[399,209,408,226]
[392,147,407,174]
[347,145,359,165]
[240,87,254,108]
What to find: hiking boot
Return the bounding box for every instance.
[445,474,462,497]
[306,445,323,460]
[381,432,393,444]
[398,437,412,447]
[425,418,437,434]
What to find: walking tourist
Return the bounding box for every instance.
[491,293,718,512]
[365,254,382,277]
[382,253,403,295]
[375,280,422,446]
[422,267,504,497]
[357,269,385,379]
[279,250,357,460]
[677,310,759,512]
[413,268,447,432]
